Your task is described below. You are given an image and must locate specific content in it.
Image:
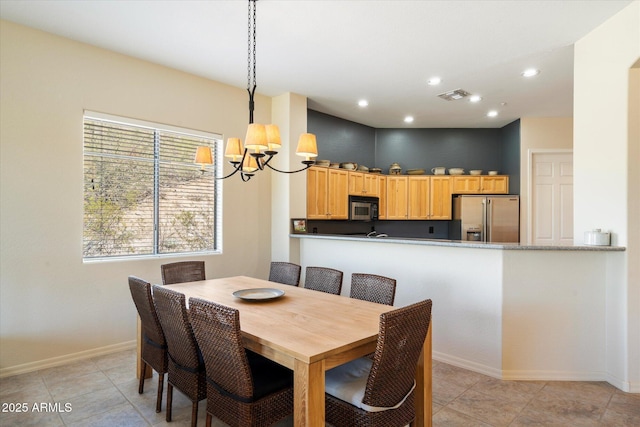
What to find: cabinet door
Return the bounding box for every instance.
[386,176,408,219]
[430,176,452,219]
[363,173,379,197]
[328,169,349,219]
[452,176,481,194]
[378,176,387,220]
[307,167,328,219]
[481,176,509,194]
[408,176,430,220]
[348,171,365,195]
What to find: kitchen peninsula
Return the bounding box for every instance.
[292,233,627,389]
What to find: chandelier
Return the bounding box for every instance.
[195,0,318,181]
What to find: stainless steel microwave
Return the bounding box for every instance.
[349,196,379,221]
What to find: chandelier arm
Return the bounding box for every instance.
[264,162,313,174]
[216,148,250,180]
[215,162,243,180]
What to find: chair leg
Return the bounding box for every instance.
[206,413,212,427]
[138,361,147,394]
[191,401,198,427]
[155,372,164,413]
[166,383,173,422]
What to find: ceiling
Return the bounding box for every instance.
[0,0,633,128]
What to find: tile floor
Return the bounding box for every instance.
[0,348,638,426]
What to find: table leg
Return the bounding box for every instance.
[293,359,325,427]
[415,320,433,426]
[136,317,152,379]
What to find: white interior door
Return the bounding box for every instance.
[531,152,574,245]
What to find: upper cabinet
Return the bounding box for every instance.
[307,167,349,220]
[452,176,509,194]
[348,171,379,197]
[479,176,509,194]
[385,176,452,220]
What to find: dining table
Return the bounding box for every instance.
[136,275,432,427]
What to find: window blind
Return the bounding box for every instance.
[83,114,220,259]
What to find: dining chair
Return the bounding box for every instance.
[128,276,168,413]
[152,286,206,427]
[349,273,397,306]
[324,299,432,427]
[268,261,301,286]
[304,266,343,295]
[160,261,206,285]
[189,297,294,427]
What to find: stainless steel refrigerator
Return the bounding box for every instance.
[450,195,520,243]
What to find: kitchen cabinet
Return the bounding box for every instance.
[306,166,349,219]
[385,176,452,220]
[430,176,453,219]
[452,175,509,194]
[408,176,430,219]
[480,176,509,194]
[452,176,481,193]
[386,176,408,219]
[348,171,379,197]
[378,175,387,220]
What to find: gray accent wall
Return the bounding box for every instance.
[307,110,376,167]
[309,110,520,183]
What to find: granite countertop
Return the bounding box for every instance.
[291,233,625,251]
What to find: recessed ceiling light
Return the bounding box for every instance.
[469,95,482,103]
[487,110,498,117]
[404,116,414,123]
[521,68,540,77]
[358,99,369,107]
[427,77,441,86]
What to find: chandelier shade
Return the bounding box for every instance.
[296,133,319,160]
[224,137,243,162]
[194,146,213,171]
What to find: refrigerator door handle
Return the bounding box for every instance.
[486,199,491,242]
[483,199,488,242]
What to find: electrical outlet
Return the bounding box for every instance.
[429,226,434,234]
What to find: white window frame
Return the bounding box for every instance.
[82,111,223,262]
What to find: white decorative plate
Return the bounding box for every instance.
[232,288,285,301]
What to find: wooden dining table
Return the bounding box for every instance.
[138,275,432,426]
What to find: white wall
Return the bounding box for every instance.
[0,21,274,373]
[574,1,640,392]
[298,236,622,383]
[270,93,308,264]
[300,238,505,377]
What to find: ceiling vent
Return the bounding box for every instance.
[438,89,471,101]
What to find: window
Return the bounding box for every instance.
[83,112,222,260]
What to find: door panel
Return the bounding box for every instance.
[531,152,573,245]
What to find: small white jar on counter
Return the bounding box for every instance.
[584,229,611,246]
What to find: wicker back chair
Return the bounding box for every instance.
[304,266,343,295]
[350,273,397,306]
[128,276,168,413]
[189,297,294,427]
[268,262,301,286]
[161,261,206,285]
[325,299,433,427]
[152,286,206,427]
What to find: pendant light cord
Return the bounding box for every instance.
[247,0,257,124]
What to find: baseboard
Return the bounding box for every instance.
[433,351,636,392]
[0,340,136,378]
[606,372,639,393]
[501,369,607,382]
[433,351,503,379]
